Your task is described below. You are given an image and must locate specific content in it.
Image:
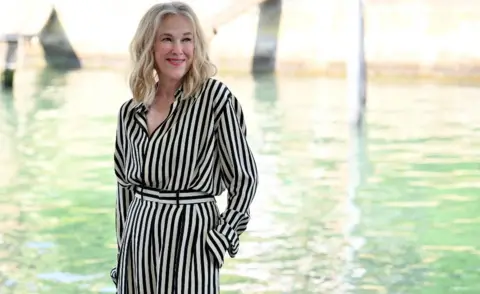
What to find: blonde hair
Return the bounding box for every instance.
[128,1,217,105]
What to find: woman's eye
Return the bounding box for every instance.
[182,38,192,43]
[161,37,172,42]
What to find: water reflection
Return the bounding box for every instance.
[0,69,479,293]
[352,83,480,294]
[0,68,67,293]
[343,124,368,291]
[0,68,118,294]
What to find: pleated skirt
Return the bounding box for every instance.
[114,195,221,294]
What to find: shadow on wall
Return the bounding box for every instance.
[252,0,282,75]
[39,8,81,70]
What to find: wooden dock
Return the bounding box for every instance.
[1,33,37,89]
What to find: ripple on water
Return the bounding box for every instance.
[1,71,480,293]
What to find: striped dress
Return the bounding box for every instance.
[110,78,259,294]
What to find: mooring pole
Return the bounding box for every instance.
[347,0,367,127]
[1,34,18,90]
[344,2,368,287]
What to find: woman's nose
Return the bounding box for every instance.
[171,41,183,54]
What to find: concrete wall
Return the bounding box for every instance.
[2,0,480,80]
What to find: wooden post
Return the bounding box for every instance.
[347,0,367,127]
[345,1,370,277]
[1,34,18,90]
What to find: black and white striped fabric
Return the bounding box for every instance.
[111,78,259,294]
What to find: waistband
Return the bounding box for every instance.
[134,185,215,205]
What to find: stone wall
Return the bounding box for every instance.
[1,0,480,80]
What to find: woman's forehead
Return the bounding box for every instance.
[158,14,193,34]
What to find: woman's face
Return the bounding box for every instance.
[154,14,195,83]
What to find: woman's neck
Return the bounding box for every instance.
[156,77,180,100]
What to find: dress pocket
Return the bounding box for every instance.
[201,201,226,268]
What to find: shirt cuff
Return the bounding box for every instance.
[206,222,239,268]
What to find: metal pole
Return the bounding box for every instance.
[347,0,367,127]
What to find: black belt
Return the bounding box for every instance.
[134,185,214,205]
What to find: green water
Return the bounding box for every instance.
[0,68,479,294]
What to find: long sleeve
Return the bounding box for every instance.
[113,106,134,253]
[111,105,134,285]
[206,94,259,268]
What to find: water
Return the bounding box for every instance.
[0,68,479,294]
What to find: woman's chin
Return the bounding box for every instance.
[162,70,187,82]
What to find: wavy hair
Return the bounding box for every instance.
[128,1,217,105]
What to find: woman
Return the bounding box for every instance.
[110,2,258,294]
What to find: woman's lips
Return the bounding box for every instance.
[167,58,185,66]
